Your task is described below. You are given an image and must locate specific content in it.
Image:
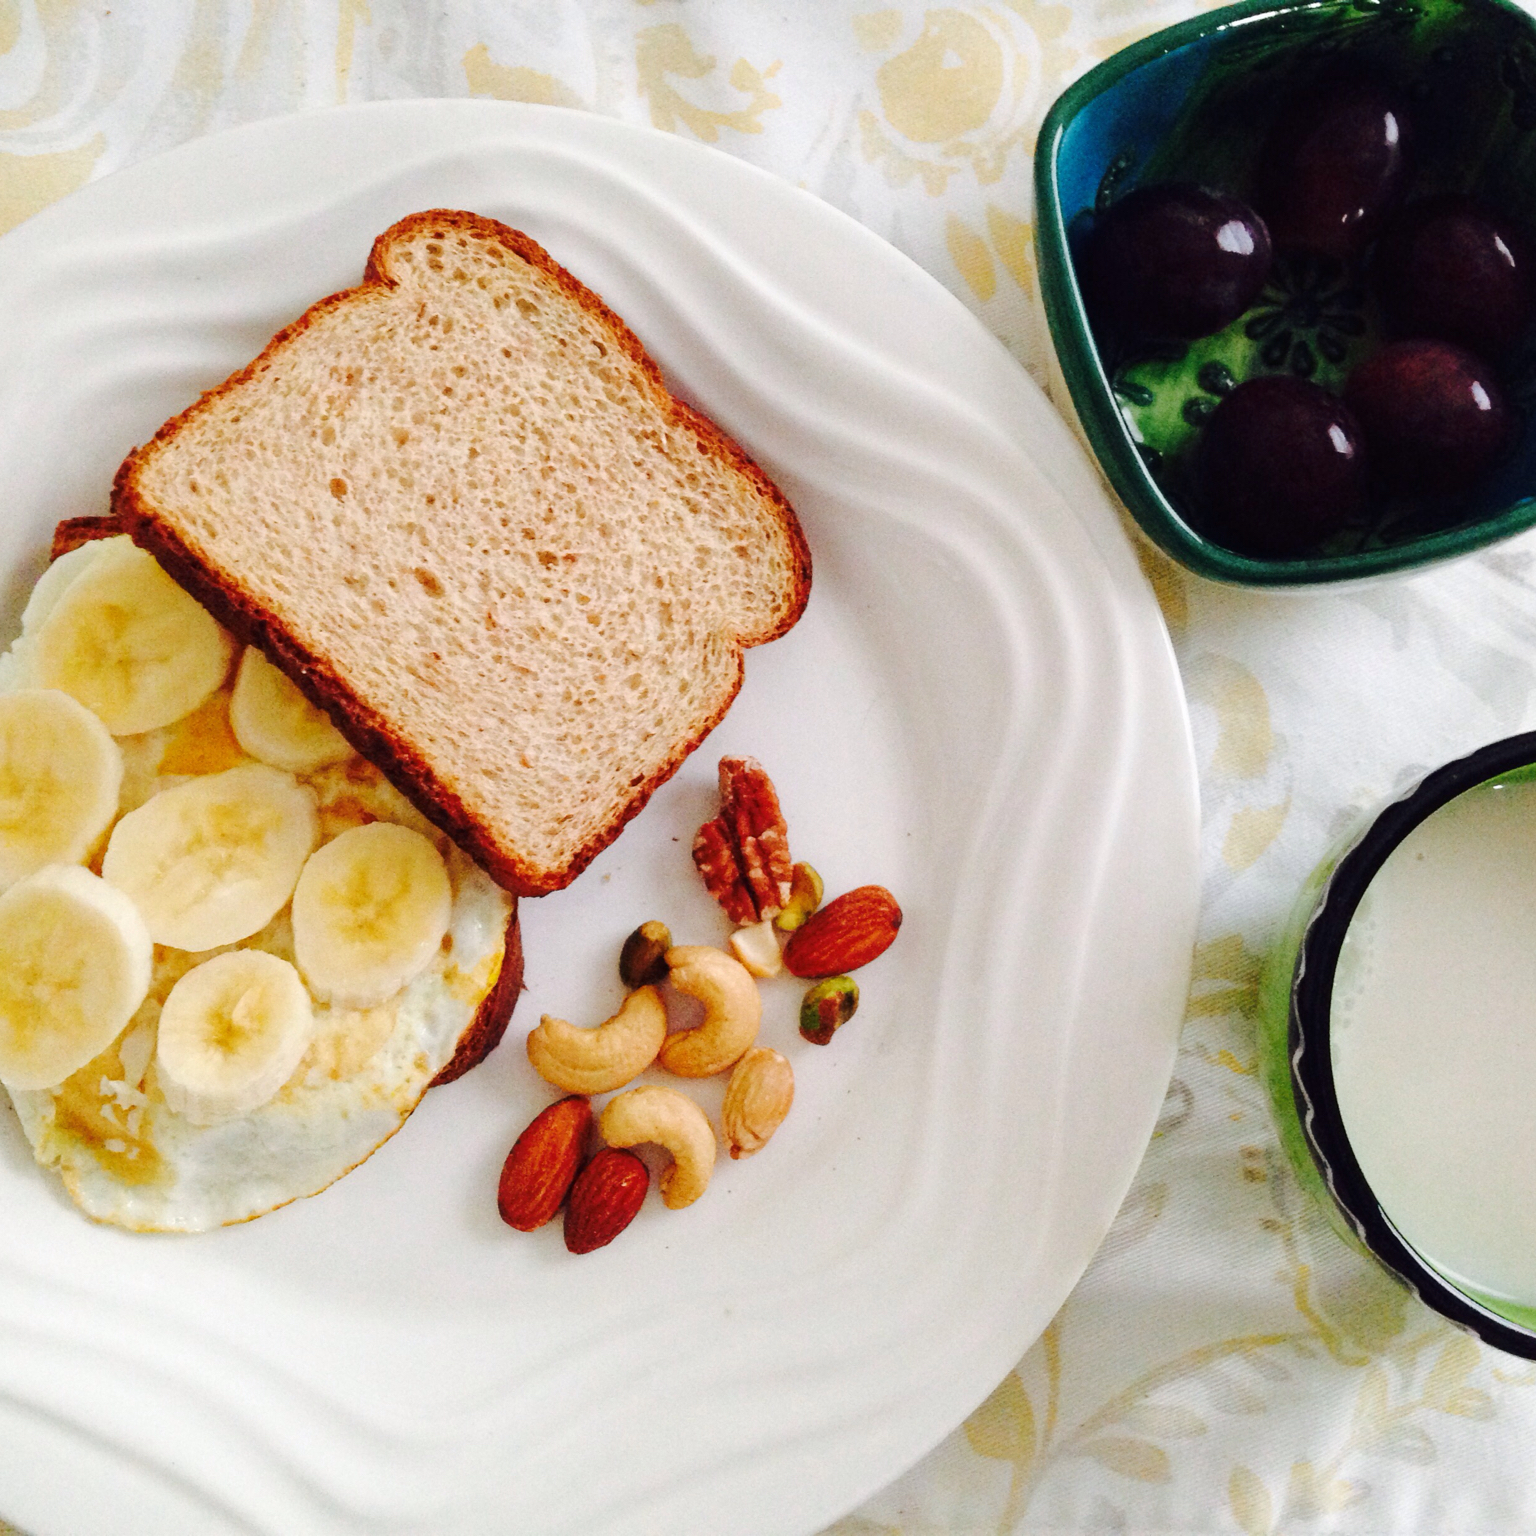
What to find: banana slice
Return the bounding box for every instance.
[0,864,152,1090]
[33,537,235,735]
[155,950,315,1124]
[102,763,318,951]
[18,538,115,639]
[229,647,353,774]
[292,822,452,1007]
[0,690,123,888]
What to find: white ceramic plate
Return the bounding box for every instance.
[0,102,1198,1536]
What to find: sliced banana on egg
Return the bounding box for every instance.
[292,822,452,1007]
[102,763,318,950]
[0,864,152,1090]
[229,646,353,774]
[155,950,315,1124]
[0,689,122,889]
[33,537,235,735]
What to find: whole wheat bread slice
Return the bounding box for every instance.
[114,210,811,895]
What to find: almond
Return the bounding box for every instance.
[782,884,902,978]
[564,1147,650,1253]
[722,1047,794,1157]
[498,1096,592,1231]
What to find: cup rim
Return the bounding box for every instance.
[1032,0,1536,588]
[1291,730,1536,1355]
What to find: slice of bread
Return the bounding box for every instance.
[114,210,811,895]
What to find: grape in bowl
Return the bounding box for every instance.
[1035,0,1536,587]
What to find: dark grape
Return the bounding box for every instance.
[1081,184,1272,339]
[1344,339,1512,493]
[1197,376,1366,557]
[1374,197,1535,361]
[1257,79,1410,259]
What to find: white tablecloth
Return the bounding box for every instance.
[3,3,1535,1532]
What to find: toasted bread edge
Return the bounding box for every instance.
[433,902,525,1086]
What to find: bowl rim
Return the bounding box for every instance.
[1032,0,1536,589]
[1289,730,1536,1355]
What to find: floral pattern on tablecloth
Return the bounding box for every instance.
[4,3,1536,1533]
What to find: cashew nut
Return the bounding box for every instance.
[526,985,667,1094]
[599,1084,716,1209]
[728,918,783,978]
[656,945,761,1077]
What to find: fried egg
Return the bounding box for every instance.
[0,535,517,1232]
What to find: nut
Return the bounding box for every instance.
[619,921,672,989]
[728,917,783,978]
[657,945,761,1077]
[693,756,793,924]
[497,1096,592,1231]
[773,862,824,932]
[526,986,668,1094]
[800,976,859,1045]
[721,1047,794,1158]
[599,1084,717,1209]
[783,885,902,978]
[564,1147,650,1253]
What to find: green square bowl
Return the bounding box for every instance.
[1034,0,1536,587]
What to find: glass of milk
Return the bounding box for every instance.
[1258,733,1536,1356]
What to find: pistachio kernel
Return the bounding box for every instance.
[799,974,858,1045]
[774,862,825,933]
[619,920,672,989]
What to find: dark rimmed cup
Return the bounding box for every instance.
[1257,732,1536,1355]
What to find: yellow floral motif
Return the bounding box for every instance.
[0,138,102,236]
[235,0,285,80]
[878,9,1001,142]
[0,0,84,132]
[1135,538,1189,631]
[1185,932,1262,1021]
[956,1312,1508,1531]
[161,0,229,136]
[1223,797,1291,872]
[463,45,583,108]
[852,9,904,52]
[1227,1334,1493,1534]
[965,1368,1035,1466]
[636,25,781,142]
[984,203,1033,288]
[1228,1462,1274,1535]
[1189,653,1276,779]
[855,2,1073,194]
[945,212,996,301]
[944,203,1035,306]
[941,1133,1535,1533]
[1202,1046,1256,1075]
[336,0,371,100]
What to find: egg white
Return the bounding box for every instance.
[0,538,515,1232]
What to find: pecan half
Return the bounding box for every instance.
[692,756,793,924]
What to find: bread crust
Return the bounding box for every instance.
[432,902,525,1086]
[50,515,122,561]
[113,209,811,896]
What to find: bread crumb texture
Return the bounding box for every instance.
[121,212,810,894]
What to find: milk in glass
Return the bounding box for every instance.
[1332,776,1536,1308]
